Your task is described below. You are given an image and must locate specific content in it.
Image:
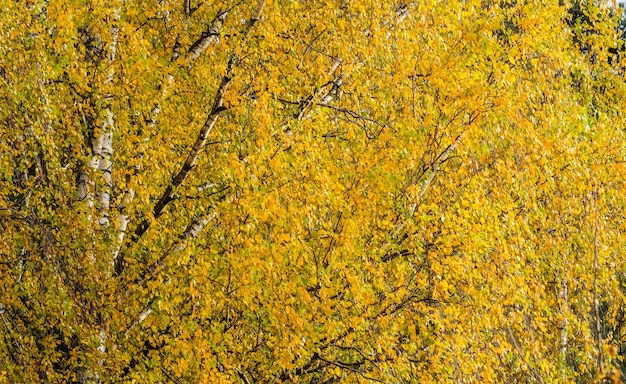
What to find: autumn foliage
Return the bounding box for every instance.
[2,0,626,382]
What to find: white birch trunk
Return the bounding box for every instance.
[93,8,121,382]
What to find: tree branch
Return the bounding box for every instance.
[186,10,228,62]
[116,1,267,275]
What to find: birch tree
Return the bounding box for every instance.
[2,0,626,382]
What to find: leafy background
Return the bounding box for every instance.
[1,0,626,382]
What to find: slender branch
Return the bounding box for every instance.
[160,366,184,384]
[121,211,215,336]
[316,102,387,127]
[184,0,191,17]
[506,326,546,384]
[276,352,323,381]
[244,0,266,37]
[117,1,266,275]
[115,3,230,268]
[394,132,465,237]
[592,184,603,372]
[236,369,252,384]
[560,254,569,370]
[419,133,463,201]
[111,186,134,261]
[135,72,228,230]
[186,10,229,62]
[295,58,342,121]
[129,211,215,285]
[0,305,26,357]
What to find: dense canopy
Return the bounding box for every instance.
[2,0,626,382]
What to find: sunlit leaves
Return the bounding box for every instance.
[2,0,626,382]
